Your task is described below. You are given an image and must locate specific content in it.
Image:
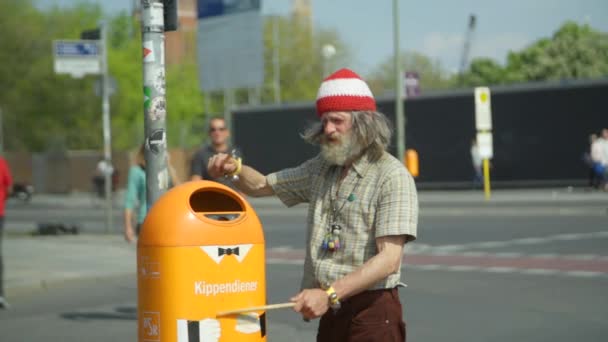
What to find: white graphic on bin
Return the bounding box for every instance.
[140,256,160,279]
[142,311,160,341]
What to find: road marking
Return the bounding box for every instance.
[493,252,522,258]
[446,265,481,272]
[520,269,559,275]
[484,267,518,273]
[266,247,608,278]
[563,271,605,277]
[512,237,548,244]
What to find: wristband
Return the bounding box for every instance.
[325,286,341,311]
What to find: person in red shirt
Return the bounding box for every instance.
[0,156,13,309]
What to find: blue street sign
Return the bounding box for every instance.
[54,41,99,57]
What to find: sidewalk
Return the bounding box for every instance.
[2,234,318,339]
[4,235,136,295]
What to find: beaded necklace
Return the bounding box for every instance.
[322,165,364,252]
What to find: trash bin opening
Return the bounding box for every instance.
[190,189,244,221]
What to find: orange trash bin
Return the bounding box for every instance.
[137,181,267,342]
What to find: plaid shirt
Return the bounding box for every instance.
[267,151,418,291]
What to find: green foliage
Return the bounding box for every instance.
[260,16,351,103]
[366,51,453,96]
[460,21,608,87]
[2,1,605,152]
[0,0,103,151]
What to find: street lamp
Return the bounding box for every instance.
[321,44,336,78]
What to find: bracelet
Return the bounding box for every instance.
[325,286,341,311]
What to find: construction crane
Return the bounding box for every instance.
[458,14,477,85]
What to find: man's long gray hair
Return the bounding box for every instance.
[301,111,393,160]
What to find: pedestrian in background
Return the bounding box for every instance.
[208,68,418,341]
[190,116,241,189]
[0,156,13,309]
[585,133,602,189]
[596,128,608,190]
[123,144,180,243]
[470,137,483,188]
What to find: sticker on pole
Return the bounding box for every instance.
[143,41,155,63]
[145,69,165,95]
[474,87,492,131]
[149,97,166,121]
[476,131,493,159]
[146,129,166,155]
[142,2,164,30]
[144,86,152,109]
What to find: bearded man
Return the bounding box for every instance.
[208,68,418,341]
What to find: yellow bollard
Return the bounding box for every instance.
[483,158,491,200]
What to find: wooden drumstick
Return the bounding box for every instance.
[216,302,295,317]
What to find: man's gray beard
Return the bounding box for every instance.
[320,132,365,166]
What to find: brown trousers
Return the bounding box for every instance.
[317,288,406,342]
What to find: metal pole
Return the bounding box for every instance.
[223,88,234,146]
[100,22,113,234]
[141,0,169,209]
[272,16,281,104]
[393,0,406,162]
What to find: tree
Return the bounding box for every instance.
[459,21,608,87]
[260,15,351,103]
[507,21,608,81]
[459,58,511,87]
[0,0,103,151]
[366,51,453,96]
[0,4,351,151]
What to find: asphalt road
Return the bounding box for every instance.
[1,191,607,341]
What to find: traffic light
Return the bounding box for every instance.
[81,28,100,40]
[164,0,178,32]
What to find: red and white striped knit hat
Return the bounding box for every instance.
[316,68,376,117]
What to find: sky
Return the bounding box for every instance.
[37,0,608,75]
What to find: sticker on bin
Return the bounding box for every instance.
[177,313,266,341]
[139,256,160,279]
[142,311,161,341]
[177,318,220,342]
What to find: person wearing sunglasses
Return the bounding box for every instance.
[190,117,241,189]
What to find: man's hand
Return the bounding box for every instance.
[290,289,329,320]
[207,153,238,179]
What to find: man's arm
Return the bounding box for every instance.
[123,208,136,243]
[332,235,406,298]
[208,153,274,197]
[291,235,407,320]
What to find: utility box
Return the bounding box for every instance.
[137,181,267,341]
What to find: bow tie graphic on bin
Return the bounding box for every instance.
[218,247,238,256]
[137,181,267,341]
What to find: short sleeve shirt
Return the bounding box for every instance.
[190,144,241,189]
[266,151,418,290]
[124,165,147,224]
